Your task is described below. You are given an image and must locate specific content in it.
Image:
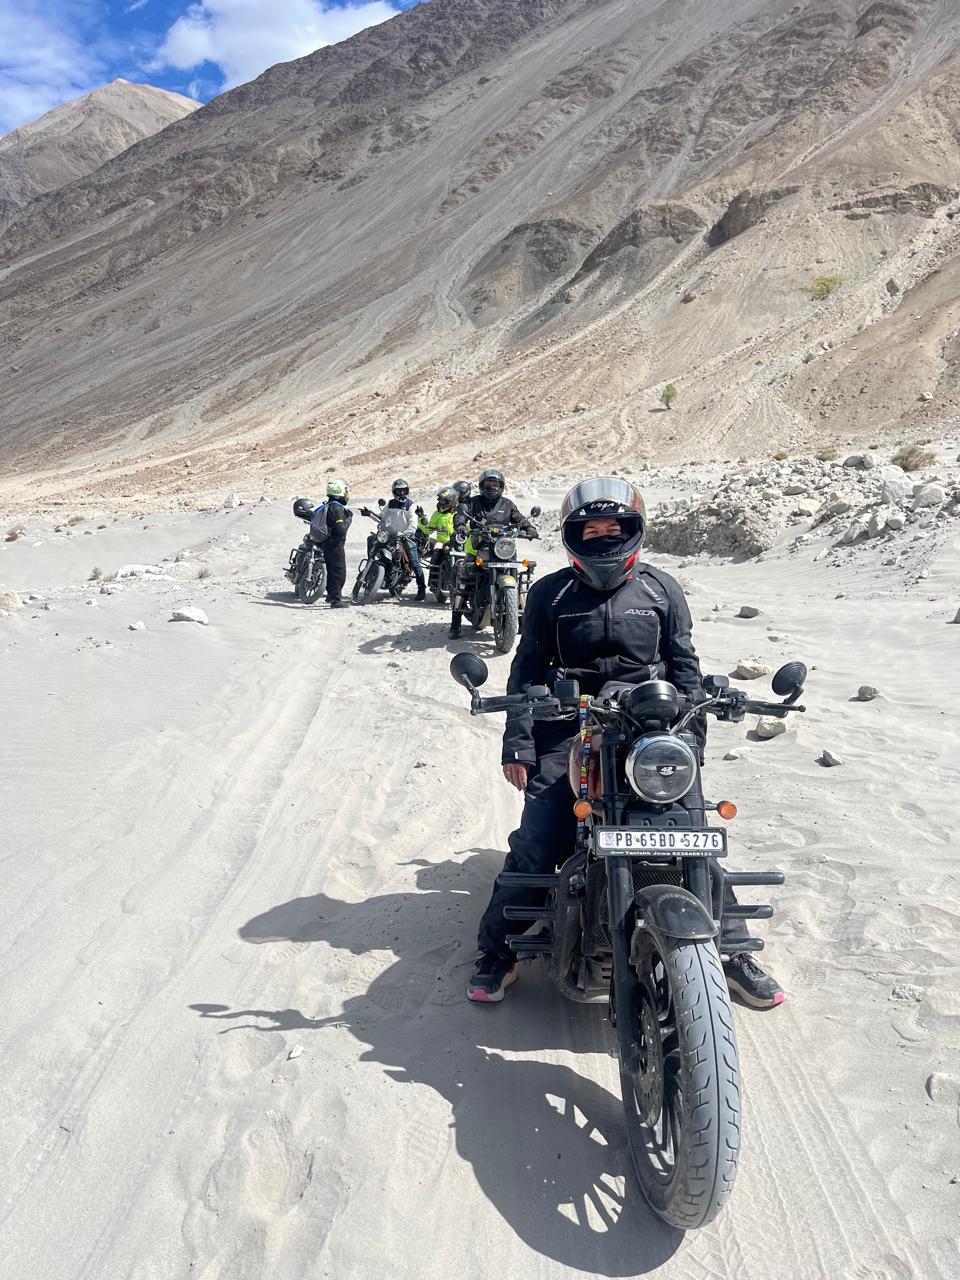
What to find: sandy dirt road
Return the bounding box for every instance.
[1,495,958,1278]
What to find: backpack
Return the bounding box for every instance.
[308,503,330,545]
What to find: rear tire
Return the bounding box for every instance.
[493,586,519,653]
[620,937,740,1230]
[353,560,384,604]
[296,552,326,605]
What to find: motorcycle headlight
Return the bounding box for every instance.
[376,529,390,544]
[494,537,516,559]
[625,736,698,804]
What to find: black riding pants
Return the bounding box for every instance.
[323,540,347,602]
[476,740,749,959]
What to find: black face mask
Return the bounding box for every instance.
[582,535,628,555]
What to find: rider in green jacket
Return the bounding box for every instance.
[418,487,456,544]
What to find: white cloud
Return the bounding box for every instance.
[152,0,401,91]
[0,1,107,133]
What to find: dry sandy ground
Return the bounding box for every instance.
[1,484,958,1279]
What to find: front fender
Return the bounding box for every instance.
[631,883,717,963]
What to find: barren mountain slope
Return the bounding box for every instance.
[0,80,198,228]
[1,0,960,504]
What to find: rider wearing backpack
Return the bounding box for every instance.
[309,479,353,608]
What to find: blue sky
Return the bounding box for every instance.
[0,0,424,132]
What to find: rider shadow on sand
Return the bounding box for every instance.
[191,854,683,1275]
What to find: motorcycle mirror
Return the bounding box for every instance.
[377,497,386,507]
[530,505,542,518]
[771,661,807,698]
[703,674,730,694]
[449,653,489,689]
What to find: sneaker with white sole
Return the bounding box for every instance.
[467,952,518,1003]
[724,952,784,1009]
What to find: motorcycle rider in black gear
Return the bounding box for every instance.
[467,476,783,1008]
[448,469,538,639]
[321,478,352,607]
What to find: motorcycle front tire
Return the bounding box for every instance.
[620,936,740,1231]
[297,553,326,605]
[493,586,519,652]
[353,560,385,604]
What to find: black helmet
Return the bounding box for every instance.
[293,497,315,521]
[436,486,456,513]
[560,476,647,593]
[452,480,472,502]
[478,468,505,502]
[391,477,410,498]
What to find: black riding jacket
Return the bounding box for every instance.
[502,563,705,765]
[454,494,534,539]
[325,500,352,546]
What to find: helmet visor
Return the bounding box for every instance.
[560,476,644,521]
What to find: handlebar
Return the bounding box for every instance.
[464,685,805,723]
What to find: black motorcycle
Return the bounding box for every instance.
[285,499,327,605]
[352,504,415,604]
[450,652,807,1230]
[450,505,541,652]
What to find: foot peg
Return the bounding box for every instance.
[719,937,765,954]
[502,907,555,921]
[724,904,774,919]
[725,871,784,886]
[496,873,559,889]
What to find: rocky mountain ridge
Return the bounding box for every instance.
[2,0,960,505]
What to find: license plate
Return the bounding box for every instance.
[596,828,726,856]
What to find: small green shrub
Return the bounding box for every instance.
[773,450,790,461]
[810,275,843,301]
[660,384,678,410]
[89,566,103,581]
[802,351,816,364]
[68,514,85,526]
[893,442,935,472]
[198,567,212,581]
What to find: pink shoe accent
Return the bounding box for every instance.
[771,992,785,1006]
[468,988,493,1002]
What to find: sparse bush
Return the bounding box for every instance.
[5,526,23,542]
[893,442,936,472]
[68,514,85,526]
[917,436,932,446]
[198,567,212,581]
[773,450,789,461]
[816,446,839,462]
[660,383,678,410]
[89,566,103,581]
[868,442,880,449]
[802,351,816,364]
[810,275,843,301]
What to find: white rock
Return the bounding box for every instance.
[287,1045,304,1061]
[116,564,172,579]
[867,509,890,538]
[0,590,23,612]
[885,512,905,531]
[881,475,912,504]
[737,605,761,619]
[793,499,819,516]
[856,685,879,701]
[756,716,787,740]
[912,484,946,510]
[860,451,877,470]
[128,621,146,631]
[170,607,209,625]
[953,608,960,624]
[840,518,869,545]
[223,493,242,509]
[819,750,843,767]
[735,659,772,679]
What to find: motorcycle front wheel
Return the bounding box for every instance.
[620,936,740,1230]
[296,553,326,605]
[434,558,454,606]
[493,586,519,652]
[353,560,384,604]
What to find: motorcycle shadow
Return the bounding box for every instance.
[194,854,683,1273]
[357,620,515,658]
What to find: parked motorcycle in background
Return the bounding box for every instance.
[285,497,327,604]
[450,652,807,1229]
[352,502,415,604]
[450,505,540,652]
